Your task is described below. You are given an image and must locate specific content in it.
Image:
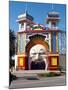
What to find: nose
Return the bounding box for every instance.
[35,53,39,60]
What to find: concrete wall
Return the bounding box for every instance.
[59,54,66,71]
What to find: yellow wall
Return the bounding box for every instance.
[19,58,24,66]
[51,57,57,66]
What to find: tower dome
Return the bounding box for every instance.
[48,11,59,17]
[17,12,34,31]
[46,11,60,30]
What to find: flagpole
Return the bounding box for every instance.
[52,3,54,11]
[25,0,27,13]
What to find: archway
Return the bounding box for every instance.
[26,34,49,70]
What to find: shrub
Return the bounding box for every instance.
[38,72,61,77]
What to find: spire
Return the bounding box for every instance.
[52,3,54,11]
[25,1,28,14]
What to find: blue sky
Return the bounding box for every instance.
[9,1,66,32]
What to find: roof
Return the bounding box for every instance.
[48,11,59,17]
[17,12,34,22]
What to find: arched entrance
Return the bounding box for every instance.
[31,60,45,70]
[26,34,49,70]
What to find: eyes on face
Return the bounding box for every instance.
[31,49,46,56]
[29,44,48,59]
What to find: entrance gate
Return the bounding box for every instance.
[26,35,49,70]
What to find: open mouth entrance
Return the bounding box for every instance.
[31,60,45,70]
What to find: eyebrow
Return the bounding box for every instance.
[39,49,45,52]
[31,52,45,55]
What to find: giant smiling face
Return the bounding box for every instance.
[30,44,46,60]
[29,44,48,70]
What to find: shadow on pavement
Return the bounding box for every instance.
[26,77,39,80]
[17,76,39,80]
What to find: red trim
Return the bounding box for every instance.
[24,56,28,70]
[48,67,58,70]
[17,29,61,34]
[48,56,59,70]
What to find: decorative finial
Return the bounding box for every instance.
[52,3,54,11]
[25,1,27,13]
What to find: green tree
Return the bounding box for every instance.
[9,29,16,68]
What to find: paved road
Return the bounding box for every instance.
[9,75,66,89]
